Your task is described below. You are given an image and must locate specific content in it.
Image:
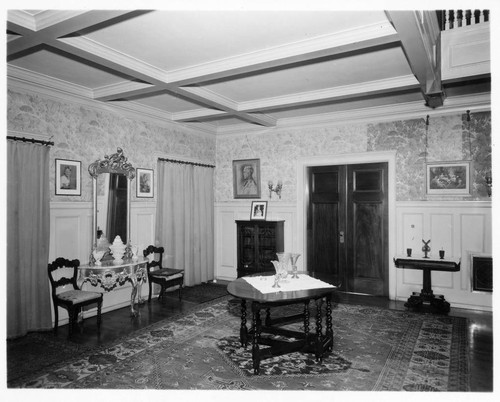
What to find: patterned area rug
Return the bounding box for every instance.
[8,297,469,391]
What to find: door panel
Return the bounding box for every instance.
[308,162,388,296]
[347,164,388,295]
[307,166,345,287]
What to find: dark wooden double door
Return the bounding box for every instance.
[307,163,388,296]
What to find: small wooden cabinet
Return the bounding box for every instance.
[236,220,284,278]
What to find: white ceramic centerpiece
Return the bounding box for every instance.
[109,235,126,263]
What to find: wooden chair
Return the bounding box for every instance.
[47,257,103,339]
[143,245,184,302]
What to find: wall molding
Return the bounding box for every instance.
[9,65,490,139]
[7,70,216,139]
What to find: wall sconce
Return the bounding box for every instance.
[268,180,283,199]
[485,173,492,197]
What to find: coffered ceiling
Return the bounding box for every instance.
[6,9,491,135]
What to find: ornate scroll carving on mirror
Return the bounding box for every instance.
[89,148,135,265]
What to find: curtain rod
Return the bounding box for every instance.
[158,157,215,168]
[7,136,54,146]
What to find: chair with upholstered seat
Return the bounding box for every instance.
[48,257,103,339]
[143,245,184,302]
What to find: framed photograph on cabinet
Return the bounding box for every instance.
[233,158,261,199]
[55,159,81,196]
[137,168,154,198]
[250,201,267,221]
[426,161,470,195]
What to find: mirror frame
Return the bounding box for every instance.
[88,148,135,264]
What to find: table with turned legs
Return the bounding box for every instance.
[227,273,336,375]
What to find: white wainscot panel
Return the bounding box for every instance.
[430,213,454,288]
[216,210,238,280]
[131,202,156,250]
[460,213,487,290]
[396,201,492,311]
[399,213,424,257]
[50,202,92,262]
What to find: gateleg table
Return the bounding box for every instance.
[227,273,337,375]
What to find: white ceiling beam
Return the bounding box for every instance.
[168,22,400,86]
[170,75,420,121]
[7,11,135,59]
[93,81,157,101]
[173,109,228,122]
[240,75,420,112]
[238,112,277,127]
[385,10,444,108]
[52,37,278,126]
[89,21,400,102]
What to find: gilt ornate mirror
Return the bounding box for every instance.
[88,148,135,264]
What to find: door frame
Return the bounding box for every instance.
[296,151,397,299]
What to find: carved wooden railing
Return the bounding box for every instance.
[441,10,490,30]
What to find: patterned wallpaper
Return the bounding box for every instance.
[7,88,490,203]
[216,112,491,202]
[7,89,216,202]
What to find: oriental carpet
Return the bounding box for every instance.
[8,297,469,391]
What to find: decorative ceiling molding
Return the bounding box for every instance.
[216,92,491,137]
[8,63,490,139]
[6,10,491,136]
[166,21,400,86]
[238,75,420,112]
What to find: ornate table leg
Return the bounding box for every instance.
[265,307,272,326]
[129,274,139,316]
[240,299,248,347]
[325,296,333,351]
[315,298,324,362]
[303,300,310,343]
[251,302,261,375]
[136,265,147,305]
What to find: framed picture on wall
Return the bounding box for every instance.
[426,161,470,195]
[137,168,154,198]
[250,201,267,221]
[55,159,81,196]
[233,158,261,199]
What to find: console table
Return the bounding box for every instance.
[227,273,336,375]
[393,256,461,314]
[77,257,148,316]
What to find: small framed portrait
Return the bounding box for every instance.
[137,168,154,198]
[55,159,81,196]
[426,162,470,195]
[233,159,261,199]
[250,201,267,221]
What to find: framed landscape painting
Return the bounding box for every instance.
[426,162,470,195]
